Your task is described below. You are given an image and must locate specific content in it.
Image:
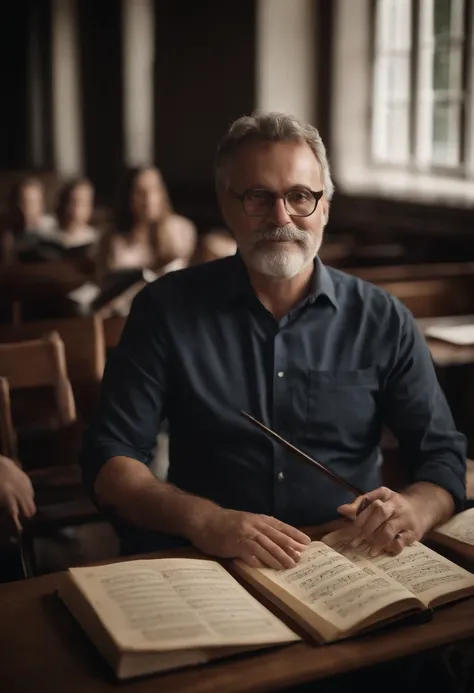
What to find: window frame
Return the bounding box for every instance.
[369,0,474,178]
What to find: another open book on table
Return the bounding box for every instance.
[427,508,474,563]
[58,530,474,680]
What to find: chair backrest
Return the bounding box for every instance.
[0,376,16,458]
[0,315,105,383]
[102,315,127,351]
[0,332,76,425]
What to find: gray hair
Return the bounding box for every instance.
[215,111,334,200]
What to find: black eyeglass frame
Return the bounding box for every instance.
[230,186,324,218]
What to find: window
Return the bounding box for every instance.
[372,0,474,173]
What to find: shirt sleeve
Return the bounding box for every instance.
[81,285,169,493]
[382,304,466,511]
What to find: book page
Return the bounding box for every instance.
[68,558,299,652]
[238,542,416,636]
[323,530,474,608]
[433,508,474,545]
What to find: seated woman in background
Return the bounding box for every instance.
[43,178,99,266]
[0,176,56,264]
[98,166,196,280]
[50,177,99,253]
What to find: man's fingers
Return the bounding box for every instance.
[241,538,290,570]
[262,524,308,554]
[366,517,403,556]
[351,500,397,545]
[255,533,299,569]
[264,517,311,545]
[239,552,265,569]
[384,529,416,555]
[337,497,365,521]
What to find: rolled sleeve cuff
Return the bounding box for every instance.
[413,461,466,513]
[80,437,152,497]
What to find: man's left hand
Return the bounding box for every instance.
[337,486,426,557]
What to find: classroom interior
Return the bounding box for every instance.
[1,0,474,590]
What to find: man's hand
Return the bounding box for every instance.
[187,507,311,569]
[337,486,429,557]
[0,456,36,539]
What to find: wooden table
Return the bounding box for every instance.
[1,524,474,693]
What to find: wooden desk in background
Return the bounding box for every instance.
[417,315,474,367]
[1,522,474,693]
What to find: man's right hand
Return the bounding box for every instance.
[186,507,311,569]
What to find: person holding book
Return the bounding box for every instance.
[0,176,56,265]
[49,177,100,254]
[82,111,466,568]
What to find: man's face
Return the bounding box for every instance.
[219,140,328,279]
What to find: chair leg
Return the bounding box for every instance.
[19,533,36,578]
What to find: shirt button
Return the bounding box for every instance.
[277,371,285,378]
[277,471,285,481]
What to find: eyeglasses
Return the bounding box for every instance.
[230,187,324,218]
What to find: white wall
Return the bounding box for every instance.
[256,0,317,124]
[51,0,83,176]
[122,0,155,166]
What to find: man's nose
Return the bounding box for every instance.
[268,197,292,226]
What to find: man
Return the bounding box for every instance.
[82,111,466,567]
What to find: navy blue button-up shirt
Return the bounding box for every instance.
[82,254,466,553]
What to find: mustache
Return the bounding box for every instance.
[252,224,308,244]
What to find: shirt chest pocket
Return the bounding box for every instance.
[306,368,380,447]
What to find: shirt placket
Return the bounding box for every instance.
[272,327,289,516]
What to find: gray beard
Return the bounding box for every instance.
[247,224,317,278]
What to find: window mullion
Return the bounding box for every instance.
[414,0,435,170]
[464,0,474,177]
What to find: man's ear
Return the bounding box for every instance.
[321,199,329,226]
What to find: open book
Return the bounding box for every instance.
[58,557,300,680]
[59,532,474,679]
[233,528,474,645]
[427,508,474,563]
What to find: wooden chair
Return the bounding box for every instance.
[0,375,100,575]
[0,315,105,383]
[0,315,106,420]
[102,315,127,351]
[0,331,76,427]
[0,376,15,458]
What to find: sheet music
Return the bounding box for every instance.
[323,531,474,607]
[69,558,298,651]
[434,508,474,545]
[255,542,412,631]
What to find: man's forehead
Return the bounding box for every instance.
[228,140,322,188]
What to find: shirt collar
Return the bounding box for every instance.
[227,252,338,309]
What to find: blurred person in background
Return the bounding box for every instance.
[50,177,99,253]
[97,166,196,281]
[192,227,237,264]
[0,176,56,265]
